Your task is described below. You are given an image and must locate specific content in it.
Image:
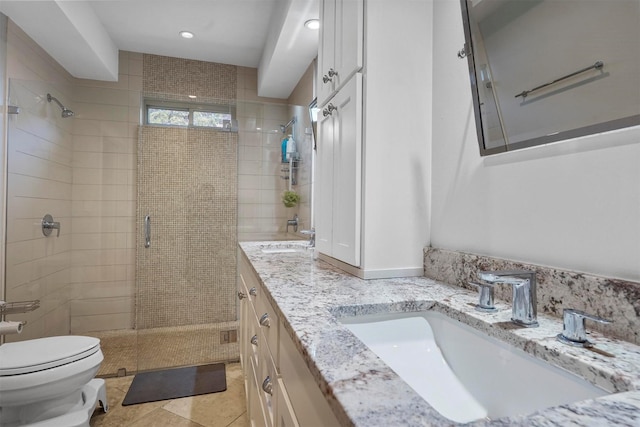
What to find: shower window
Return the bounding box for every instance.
[145,99,235,130]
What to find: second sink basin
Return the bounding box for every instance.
[340,310,609,423]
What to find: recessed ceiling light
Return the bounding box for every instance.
[304,19,319,30]
[179,31,194,39]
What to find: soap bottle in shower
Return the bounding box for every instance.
[281,135,288,163]
[286,134,296,160]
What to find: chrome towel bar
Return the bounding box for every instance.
[515,60,604,99]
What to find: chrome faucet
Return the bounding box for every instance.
[478,270,538,327]
[300,227,315,247]
[557,309,612,347]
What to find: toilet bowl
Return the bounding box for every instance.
[0,336,108,427]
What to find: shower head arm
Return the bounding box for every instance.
[47,93,65,110]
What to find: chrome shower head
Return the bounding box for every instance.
[47,93,75,118]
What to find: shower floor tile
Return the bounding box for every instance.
[90,323,239,376]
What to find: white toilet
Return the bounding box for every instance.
[0,336,108,427]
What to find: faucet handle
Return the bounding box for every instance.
[471,282,497,312]
[557,309,612,347]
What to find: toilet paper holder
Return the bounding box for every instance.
[0,300,40,315]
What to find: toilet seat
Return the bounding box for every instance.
[0,336,100,376]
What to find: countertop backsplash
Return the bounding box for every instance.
[423,247,640,345]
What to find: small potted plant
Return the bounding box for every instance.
[282,190,300,208]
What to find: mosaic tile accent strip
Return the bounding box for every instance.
[143,54,237,100]
[136,126,238,329]
[423,247,640,344]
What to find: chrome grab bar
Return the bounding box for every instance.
[144,215,151,248]
[515,61,604,99]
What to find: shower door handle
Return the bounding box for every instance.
[144,215,151,248]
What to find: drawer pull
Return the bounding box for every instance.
[249,287,257,296]
[250,335,258,346]
[262,376,273,395]
[259,313,271,328]
[237,291,246,300]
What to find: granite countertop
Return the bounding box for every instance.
[239,241,640,427]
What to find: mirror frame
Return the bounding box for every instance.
[459,0,640,156]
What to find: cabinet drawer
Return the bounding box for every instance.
[276,378,300,427]
[279,323,340,426]
[248,357,269,427]
[240,252,260,308]
[258,342,279,427]
[246,308,261,372]
[256,293,279,368]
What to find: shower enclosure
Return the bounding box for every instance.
[3,76,310,375]
[135,125,238,371]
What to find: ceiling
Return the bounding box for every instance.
[0,0,319,99]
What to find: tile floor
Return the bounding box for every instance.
[90,363,248,427]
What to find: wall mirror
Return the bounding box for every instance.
[459,0,640,156]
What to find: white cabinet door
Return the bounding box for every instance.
[317,0,363,107]
[315,92,335,255]
[331,74,361,266]
[317,0,336,106]
[334,0,363,90]
[315,74,362,267]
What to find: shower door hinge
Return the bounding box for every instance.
[8,105,20,114]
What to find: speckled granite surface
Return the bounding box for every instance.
[424,247,640,344]
[240,241,640,427]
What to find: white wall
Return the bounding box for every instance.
[361,0,432,275]
[430,0,640,282]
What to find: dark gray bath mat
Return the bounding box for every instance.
[122,363,226,406]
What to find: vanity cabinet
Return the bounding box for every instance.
[314,0,431,278]
[315,74,362,267]
[317,0,364,106]
[238,251,340,427]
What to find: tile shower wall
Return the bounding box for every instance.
[69,51,141,333]
[137,55,239,331]
[285,62,315,235]
[4,21,75,340]
[237,67,290,241]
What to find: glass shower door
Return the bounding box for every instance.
[136,125,238,372]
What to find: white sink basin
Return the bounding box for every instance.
[340,310,609,423]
